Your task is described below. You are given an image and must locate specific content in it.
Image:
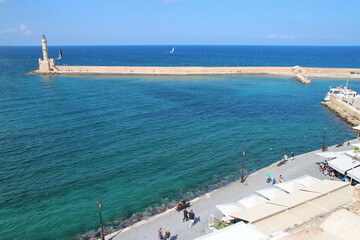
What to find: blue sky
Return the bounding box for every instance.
[0,0,359,46]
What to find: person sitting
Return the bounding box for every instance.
[279,175,284,183]
[176,200,190,211]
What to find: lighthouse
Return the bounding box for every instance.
[38,34,56,73]
[41,34,49,61]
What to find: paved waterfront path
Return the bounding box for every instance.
[110,139,359,240]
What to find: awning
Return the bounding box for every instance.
[268,190,321,208]
[344,150,360,160]
[346,166,360,182]
[315,151,347,159]
[236,193,268,209]
[274,180,306,193]
[195,222,266,240]
[215,202,245,220]
[292,175,320,187]
[300,179,350,194]
[328,155,360,175]
[351,143,360,148]
[230,202,286,223]
[256,187,288,201]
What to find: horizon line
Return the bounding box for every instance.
[1,44,360,47]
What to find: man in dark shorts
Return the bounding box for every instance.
[183,209,188,222]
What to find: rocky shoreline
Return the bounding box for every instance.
[76,176,238,240]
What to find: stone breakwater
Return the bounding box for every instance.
[30,66,360,79]
[321,95,360,126]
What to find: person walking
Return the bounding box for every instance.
[189,209,197,227]
[271,174,276,185]
[158,227,163,239]
[291,151,295,161]
[164,229,171,239]
[183,209,189,222]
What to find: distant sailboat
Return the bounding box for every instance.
[57,48,62,60]
[170,47,175,54]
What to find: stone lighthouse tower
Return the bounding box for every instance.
[41,34,49,61]
[38,34,56,73]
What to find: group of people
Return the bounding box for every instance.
[158,228,171,240]
[266,173,284,185]
[183,209,197,227]
[319,160,334,177]
[158,202,198,239]
[277,152,295,166]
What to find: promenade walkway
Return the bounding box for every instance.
[109,139,359,240]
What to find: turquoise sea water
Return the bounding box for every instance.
[1,46,360,240]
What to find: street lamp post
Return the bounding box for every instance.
[322,126,328,152]
[96,200,105,240]
[240,150,246,183]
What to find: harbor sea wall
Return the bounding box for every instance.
[322,95,360,126]
[30,66,360,79]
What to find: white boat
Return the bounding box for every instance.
[324,85,359,101]
[170,47,174,54]
[57,48,62,60]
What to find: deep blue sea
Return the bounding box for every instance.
[1,46,360,240]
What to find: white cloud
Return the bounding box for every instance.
[267,34,295,39]
[19,23,37,35]
[20,24,27,31]
[0,28,16,33]
[0,24,38,35]
[23,29,32,35]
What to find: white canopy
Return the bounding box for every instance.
[300,179,350,194]
[315,151,347,159]
[269,189,321,208]
[215,202,245,220]
[328,155,360,175]
[230,202,286,223]
[256,187,288,201]
[344,150,360,160]
[292,175,320,187]
[236,193,268,209]
[346,166,360,182]
[351,143,360,148]
[196,222,266,240]
[274,180,304,193]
